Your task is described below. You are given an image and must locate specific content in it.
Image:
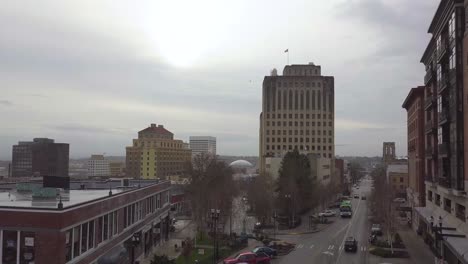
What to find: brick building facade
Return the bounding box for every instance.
[0,181,171,264]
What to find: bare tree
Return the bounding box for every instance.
[247,173,275,225]
[186,153,237,237]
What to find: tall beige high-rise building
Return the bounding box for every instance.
[126,124,192,180]
[259,63,335,174]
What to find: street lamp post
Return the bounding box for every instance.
[273,211,278,239]
[430,216,444,260]
[211,209,221,264]
[284,194,292,228]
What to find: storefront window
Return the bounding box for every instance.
[20,232,35,264]
[81,223,88,254]
[65,229,72,261]
[3,230,18,264]
[73,226,80,258]
[88,220,95,250]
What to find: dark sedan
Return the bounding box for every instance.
[344,237,358,252]
[252,246,277,258]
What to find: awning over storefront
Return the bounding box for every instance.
[415,207,468,264]
[444,236,468,264]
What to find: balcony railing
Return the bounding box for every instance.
[424,69,434,85]
[444,204,452,213]
[456,211,466,222]
[425,120,435,134]
[425,146,435,158]
[424,97,435,110]
[438,109,449,125]
[439,142,449,157]
[425,174,434,182]
[437,41,448,62]
[438,176,451,188]
[438,76,448,93]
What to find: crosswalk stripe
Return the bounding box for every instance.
[330,245,335,250]
[296,244,303,249]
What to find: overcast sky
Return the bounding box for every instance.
[0,0,438,159]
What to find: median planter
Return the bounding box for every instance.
[369,247,410,258]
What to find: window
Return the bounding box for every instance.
[73,226,81,257]
[449,46,456,70]
[428,190,433,201]
[4,230,18,264]
[400,177,404,183]
[456,203,466,221]
[444,198,452,212]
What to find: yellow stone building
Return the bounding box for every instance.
[126,124,191,179]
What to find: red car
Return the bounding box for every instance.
[223,252,271,264]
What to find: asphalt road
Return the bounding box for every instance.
[273,176,374,264]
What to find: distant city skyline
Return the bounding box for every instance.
[0,1,439,159]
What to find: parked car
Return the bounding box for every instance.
[319,210,336,217]
[223,252,271,264]
[344,237,358,252]
[371,224,382,236]
[252,246,277,258]
[361,196,366,200]
[353,194,359,199]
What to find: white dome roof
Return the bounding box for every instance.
[229,160,253,168]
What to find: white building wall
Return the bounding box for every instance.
[87,158,110,177]
[189,136,216,157]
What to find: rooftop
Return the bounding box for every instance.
[0,189,123,209]
[0,179,167,210]
[139,123,173,136]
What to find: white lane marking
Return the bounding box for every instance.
[335,197,363,264]
[310,244,315,249]
[296,244,303,249]
[330,245,335,250]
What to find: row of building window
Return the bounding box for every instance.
[285,68,319,76]
[266,145,333,151]
[65,190,169,263]
[266,138,333,144]
[265,88,333,112]
[266,113,332,119]
[266,130,332,136]
[428,190,466,222]
[0,230,35,264]
[266,121,333,127]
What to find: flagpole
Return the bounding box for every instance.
[287,51,289,65]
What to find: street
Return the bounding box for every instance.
[273,177,372,264]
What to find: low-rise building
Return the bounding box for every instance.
[87,155,110,177]
[126,124,192,180]
[109,161,125,177]
[386,164,408,197]
[0,180,172,264]
[189,136,216,157]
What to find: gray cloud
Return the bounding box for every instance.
[0,100,13,106]
[0,1,440,158]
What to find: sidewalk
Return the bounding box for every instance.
[398,225,435,263]
[139,220,195,264]
[368,224,435,264]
